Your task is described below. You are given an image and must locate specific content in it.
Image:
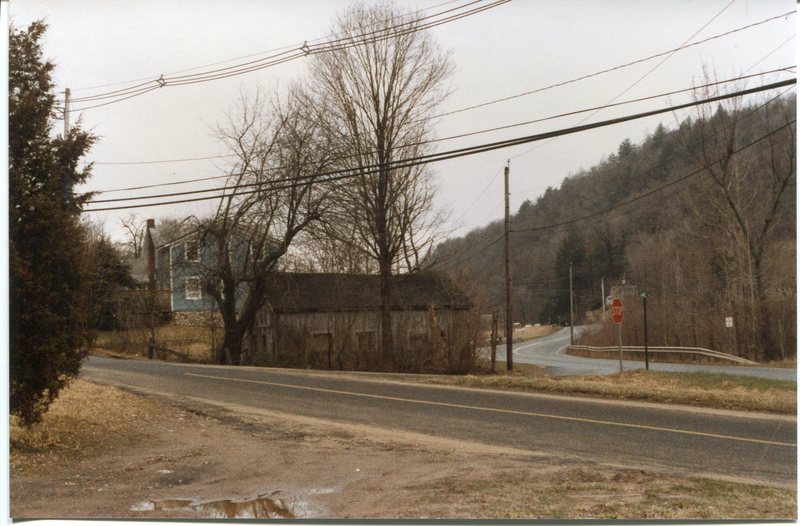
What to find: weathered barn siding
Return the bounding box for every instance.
[245,272,474,373]
[250,307,472,373]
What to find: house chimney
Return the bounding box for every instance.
[146,219,156,291]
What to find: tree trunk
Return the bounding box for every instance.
[379,261,393,367]
[218,294,242,364]
[752,254,775,362]
[220,328,243,365]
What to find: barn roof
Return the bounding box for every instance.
[263,272,472,313]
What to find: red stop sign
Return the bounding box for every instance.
[611,298,624,324]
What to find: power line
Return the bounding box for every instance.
[89,68,793,197]
[68,0,468,94]
[83,10,795,166]
[65,0,509,111]
[509,119,795,234]
[509,0,738,162]
[428,85,795,269]
[430,116,795,270]
[434,9,795,121]
[81,78,795,213]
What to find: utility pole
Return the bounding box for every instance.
[490,309,498,373]
[641,290,650,370]
[63,88,71,136]
[504,161,513,371]
[601,276,606,314]
[60,88,73,207]
[569,261,574,345]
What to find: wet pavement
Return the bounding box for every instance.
[132,492,294,518]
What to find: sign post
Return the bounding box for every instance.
[611,298,624,373]
[640,290,650,370]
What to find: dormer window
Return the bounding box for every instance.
[185,239,200,262]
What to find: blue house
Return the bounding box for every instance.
[137,218,244,325]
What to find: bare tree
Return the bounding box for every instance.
[192,86,334,364]
[120,214,146,258]
[308,2,453,364]
[686,79,795,360]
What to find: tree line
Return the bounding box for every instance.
[434,89,796,362]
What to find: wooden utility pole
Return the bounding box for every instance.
[569,261,574,345]
[601,276,606,314]
[504,161,513,371]
[64,88,71,136]
[490,309,498,373]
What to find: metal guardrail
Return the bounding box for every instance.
[567,345,759,365]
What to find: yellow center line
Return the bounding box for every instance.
[185,372,796,448]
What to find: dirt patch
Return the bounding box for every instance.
[10,380,796,519]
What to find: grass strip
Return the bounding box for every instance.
[415,363,796,414]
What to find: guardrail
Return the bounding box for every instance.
[567,345,759,365]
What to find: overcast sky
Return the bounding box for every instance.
[9,0,796,244]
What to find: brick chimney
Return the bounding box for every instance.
[146,219,156,291]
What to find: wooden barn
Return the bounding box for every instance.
[247,272,474,372]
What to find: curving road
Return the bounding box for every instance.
[491,328,796,382]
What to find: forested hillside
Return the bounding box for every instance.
[432,93,796,362]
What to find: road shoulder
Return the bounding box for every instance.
[11,379,797,519]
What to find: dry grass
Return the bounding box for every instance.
[10,379,162,474]
[416,366,796,414]
[411,467,796,519]
[94,324,216,361]
[514,324,561,341]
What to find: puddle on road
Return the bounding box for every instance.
[132,492,294,518]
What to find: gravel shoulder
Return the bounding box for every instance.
[10,379,796,519]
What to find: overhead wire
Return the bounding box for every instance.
[429,85,795,268]
[433,8,795,121]
[89,68,792,197]
[81,78,795,214]
[65,0,509,111]
[82,9,795,167]
[509,0,738,161]
[68,0,467,94]
[428,114,796,270]
[510,122,796,233]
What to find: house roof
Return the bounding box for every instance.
[151,224,196,249]
[263,272,472,313]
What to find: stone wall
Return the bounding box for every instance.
[173,310,223,327]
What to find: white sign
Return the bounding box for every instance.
[725,316,734,328]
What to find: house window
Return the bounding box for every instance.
[185,240,200,262]
[356,331,375,352]
[311,332,332,353]
[185,277,202,300]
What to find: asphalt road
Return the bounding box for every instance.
[82,356,796,487]
[494,328,797,382]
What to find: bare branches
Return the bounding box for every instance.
[188,84,335,364]
[308,2,452,275]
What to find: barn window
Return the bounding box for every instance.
[356,331,375,352]
[185,277,202,300]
